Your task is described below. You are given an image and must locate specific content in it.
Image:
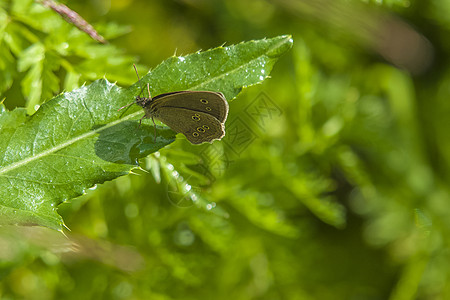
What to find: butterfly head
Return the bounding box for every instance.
[135,95,153,109]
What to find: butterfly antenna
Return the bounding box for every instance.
[147,83,152,99]
[133,64,146,96]
[118,102,135,112]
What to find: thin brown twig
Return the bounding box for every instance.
[39,0,107,44]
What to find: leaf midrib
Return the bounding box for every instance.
[0,110,142,176]
[188,36,289,91]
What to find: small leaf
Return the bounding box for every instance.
[0,47,15,93]
[0,35,293,230]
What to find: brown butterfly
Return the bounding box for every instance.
[120,65,229,144]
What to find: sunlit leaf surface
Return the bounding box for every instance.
[0,35,293,229]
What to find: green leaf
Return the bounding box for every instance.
[0,35,293,230]
[18,44,73,113]
[138,35,293,99]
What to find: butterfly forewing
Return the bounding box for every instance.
[150,91,229,123]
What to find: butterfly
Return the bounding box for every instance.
[120,65,229,144]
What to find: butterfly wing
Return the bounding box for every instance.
[151,91,229,123]
[155,107,225,144]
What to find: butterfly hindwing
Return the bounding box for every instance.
[154,107,225,144]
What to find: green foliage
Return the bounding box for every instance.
[0,35,292,230]
[1,0,450,300]
[0,0,135,112]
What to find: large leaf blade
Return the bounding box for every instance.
[0,35,293,229]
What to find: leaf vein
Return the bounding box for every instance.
[188,37,287,91]
[0,111,141,176]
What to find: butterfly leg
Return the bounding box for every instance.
[152,116,157,142]
[138,115,146,129]
[137,115,157,143]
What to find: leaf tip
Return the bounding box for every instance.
[285,35,294,47]
[266,35,294,58]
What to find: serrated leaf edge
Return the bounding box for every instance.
[189,35,292,91]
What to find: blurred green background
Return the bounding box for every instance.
[1,0,450,299]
